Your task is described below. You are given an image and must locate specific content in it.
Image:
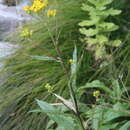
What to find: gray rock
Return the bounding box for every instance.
[4,0,21,6]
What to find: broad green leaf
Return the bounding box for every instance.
[79,28,98,36]
[104,110,126,122]
[112,80,122,100]
[97,9,121,17]
[79,20,95,26]
[82,3,95,12]
[90,106,105,130]
[88,0,113,7]
[36,99,76,130]
[56,127,65,130]
[36,99,57,113]
[99,123,119,130]
[54,93,76,113]
[79,19,99,27]
[96,35,108,44]
[78,80,112,94]
[107,8,122,16]
[104,103,129,122]
[119,121,130,130]
[99,22,119,32]
[87,38,97,45]
[30,55,61,62]
[91,9,121,18]
[96,0,113,9]
[106,40,121,47]
[113,102,125,111]
[46,120,55,129]
[29,109,43,113]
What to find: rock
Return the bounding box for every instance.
[0,0,4,4]
[4,0,20,6]
[0,42,17,59]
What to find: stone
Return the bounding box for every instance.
[4,0,20,6]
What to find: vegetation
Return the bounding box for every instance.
[0,0,130,129]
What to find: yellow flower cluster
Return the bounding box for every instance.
[23,0,57,17]
[47,9,57,17]
[23,0,48,12]
[93,90,100,97]
[93,90,100,102]
[45,83,54,92]
[20,28,33,38]
[68,59,75,64]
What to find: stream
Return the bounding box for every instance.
[0,0,30,70]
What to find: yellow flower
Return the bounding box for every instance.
[47,9,57,17]
[20,28,33,38]
[68,59,75,64]
[23,0,48,13]
[23,6,30,12]
[93,90,100,97]
[45,83,54,92]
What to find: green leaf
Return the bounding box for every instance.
[90,106,105,130]
[119,121,130,130]
[104,103,129,122]
[96,35,108,44]
[78,80,112,94]
[88,0,113,7]
[36,99,76,130]
[106,40,121,47]
[99,22,119,32]
[29,109,43,113]
[107,8,122,16]
[79,19,99,27]
[46,120,55,129]
[87,38,97,45]
[36,99,57,113]
[70,46,77,91]
[30,55,61,62]
[82,3,95,12]
[99,123,119,130]
[56,126,65,130]
[112,80,122,100]
[79,28,98,36]
[71,46,77,76]
[54,93,76,113]
[97,9,121,17]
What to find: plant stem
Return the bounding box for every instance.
[69,84,85,130]
[47,18,85,130]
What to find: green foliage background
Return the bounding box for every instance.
[0,0,130,129]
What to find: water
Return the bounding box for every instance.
[0,0,30,69]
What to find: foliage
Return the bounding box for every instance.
[0,0,130,130]
[79,0,122,59]
[0,0,86,129]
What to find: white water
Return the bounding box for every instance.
[0,0,30,21]
[0,0,30,69]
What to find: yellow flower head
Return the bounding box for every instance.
[23,6,30,12]
[45,83,54,92]
[93,90,100,97]
[68,59,75,64]
[20,28,33,38]
[23,0,48,13]
[47,9,57,17]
